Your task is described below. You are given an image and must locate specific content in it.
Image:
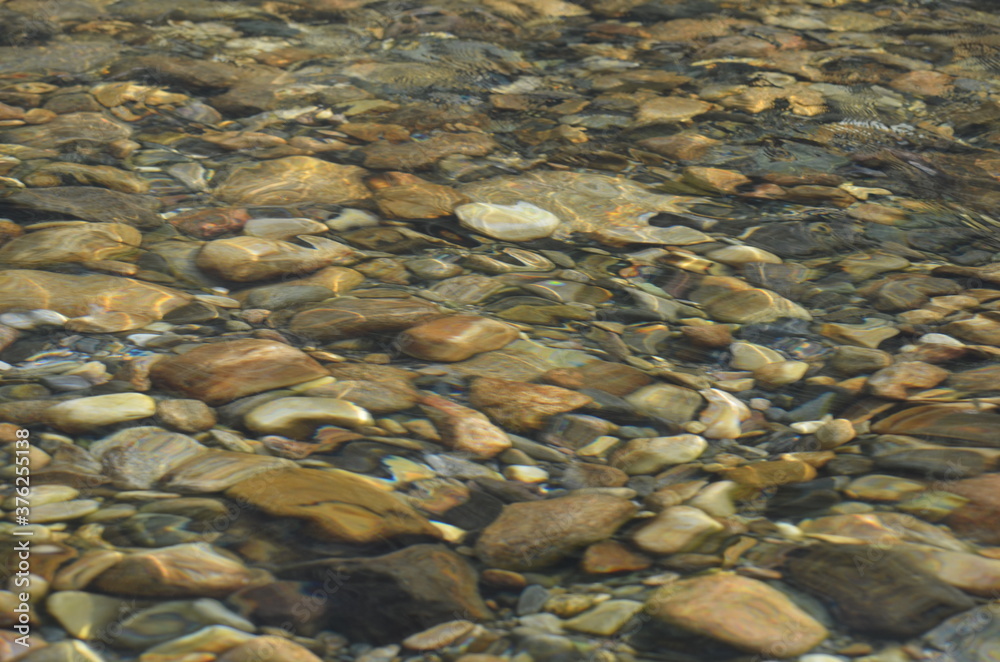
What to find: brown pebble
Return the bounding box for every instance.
[681,324,733,348]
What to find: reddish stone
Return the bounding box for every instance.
[170,208,250,238]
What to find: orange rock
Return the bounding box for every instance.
[418,392,512,458]
[581,541,652,574]
[719,459,816,488]
[890,70,954,97]
[468,377,592,432]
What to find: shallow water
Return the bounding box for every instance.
[1,0,1000,660]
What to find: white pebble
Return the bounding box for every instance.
[916,333,964,347]
[0,309,68,330]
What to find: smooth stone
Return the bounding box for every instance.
[924,604,1000,662]
[44,393,156,433]
[610,435,707,475]
[225,467,438,544]
[0,269,191,320]
[0,309,67,330]
[896,545,1000,596]
[243,397,373,437]
[845,475,926,502]
[3,486,77,510]
[815,419,857,448]
[754,360,810,388]
[580,540,652,574]
[30,500,100,523]
[306,380,417,414]
[0,223,141,267]
[150,339,328,405]
[289,298,443,341]
[370,171,470,219]
[632,504,724,556]
[943,474,1000,544]
[729,341,783,370]
[196,236,359,282]
[455,201,561,241]
[418,393,512,458]
[468,378,592,433]
[14,641,102,662]
[45,591,126,639]
[562,600,644,636]
[829,346,892,375]
[698,388,751,439]
[706,245,781,266]
[156,399,217,433]
[870,404,1000,447]
[398,316,519,362]
[212,156,371,206]
[280,544,491,644]
[632,97,712,126]
[294,266,366,294]
[687,480,739,517]
[950,365,1000,392]
[942,315,1000,346]
[704,288,812,324]
[646,573,828,656]
[93,543,270,598]
[476,493,637,570]
[2,186,162,229]
[242,284,337,310]
[625,383,704,424]
[216,636,322,662]
[720,459,817,488]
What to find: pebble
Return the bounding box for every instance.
[469,377,592,432]
[419,393,512,458]
[243,397,374,437]
[562,600,644,636]
[610,435,707,475]
[698,388,751,439]
[632,505,724,555]
[156,399,217,433]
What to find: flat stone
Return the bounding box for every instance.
[243,397,373,437]
[455,201,561,241]
[0,270,191,320]
[398,316,519,362]
[112,598,254,649]
[31,500,100,523]
[362,133,497,170]
[161,450,294,493]
[2,186,162,229]
[646,573,828,656]
[137,625,255,660]
[870,405,1000,447]
[225,467,439,544]
[829,346,893,375]
[475,493,636,570]
[632,505,724,555]
[720,459,816,488]
[0,223,141,267]
[418,392,512,458]
[610,435,707,475]
[150,339,328,405]
[703,288,811,324]
[196,236,359,282]
[213,156,371,205]
[369,172,470,219]
[698,388,752,439]
[845,475,926,502]
[290,298,443,341]
[942,315,1000,346]
[468,378,592,432]
[924,604,1000,662]
[93,543,270,598]
[897,545,1000,597]
[44,393,156,433]
[580,540,652,574]
[402,621,477,651]
[943,474,1000,544]
[729,341,783,370]
[632,97,712,126]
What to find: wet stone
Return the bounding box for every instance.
[44,393,156,434]
[290,297,442,341]
[397,315,519,362]
[468,377,592,433]
[476,493,637,571]
[212,156,371,206]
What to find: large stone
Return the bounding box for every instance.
[943,474,1000,544]
[398,316,519,362]
[225,467,439,544]
[93,543,270,598]
[44,393,156,434]
[610,435,707,475]
[212,156,371,206]
[150,339,328,405]
[646,573,828,657]
[784,543,974,637]
[196,236,359,282]
[468,377,592,432]
[0,269,191,320]
[289,298,442,341]
[0,223,141,267]
[475,493,637,570]
[280,544,492,643]
[89,426,207,490]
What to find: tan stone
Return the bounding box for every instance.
[217,635,323,662]
[44,393,156,433]
[867,361,950,400]
[632,97,712,127]
[646,573,828,656]
[418,392,512,457]
[213,156,371,205]
[150,339,328,405]
[632,506,724,555]
[398,316,519,362]
[681,166,750,194]
[196,235,359,282]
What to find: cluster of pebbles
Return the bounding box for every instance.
[2,0,1000,660]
